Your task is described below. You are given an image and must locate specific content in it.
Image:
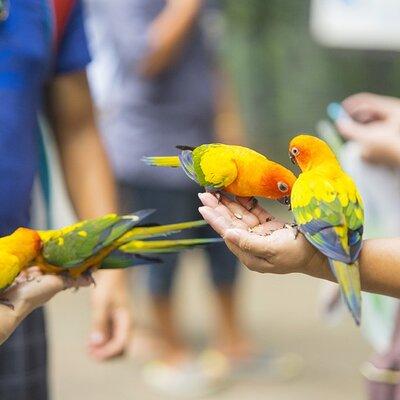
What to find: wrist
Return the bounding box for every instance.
[303,249,330,280]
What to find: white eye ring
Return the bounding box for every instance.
[291,147,300,156]
[277,181,289,192]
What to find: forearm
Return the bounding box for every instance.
[57,124,117,219]
[306,238,400,298]
[139,0,202,77]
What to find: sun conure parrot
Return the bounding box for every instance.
[289,134,364,325]
[142,144,296,209]
[0,210,219,297]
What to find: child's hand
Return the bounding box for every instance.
[198,193,325,275]
[0,267,91,345]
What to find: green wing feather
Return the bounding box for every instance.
[42,210,155,268]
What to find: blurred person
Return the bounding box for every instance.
[0,268,91,346]
[0,1,132,399]
[85,0,260,394]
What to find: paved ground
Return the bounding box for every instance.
[47,249,370,400]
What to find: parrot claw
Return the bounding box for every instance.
[82,270,96,287]
[246,197,258,211]
[284,223,299,239]
[0,299,14,310]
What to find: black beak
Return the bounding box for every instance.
[278,195,291,208]
[289,152,297,165]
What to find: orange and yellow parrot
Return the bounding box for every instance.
[142,144,296,208]
[0,210,219,300]
[289,134,364,325]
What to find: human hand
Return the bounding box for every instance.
[337,93,400,166]
[198,193,325,275]
[88,270,132,361]
[0,267,91,345]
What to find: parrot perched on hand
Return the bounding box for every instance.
[142,144,296,208]
[289,134,364,325]
[0,210,219,302]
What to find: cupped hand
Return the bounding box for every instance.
[198,193,323,275]
[0,267,91,345]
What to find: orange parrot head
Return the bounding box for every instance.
[0,228,42,264]
[289,134,338,171]
[259,161,297,205]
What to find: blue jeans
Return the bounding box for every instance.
[118,183,238,297]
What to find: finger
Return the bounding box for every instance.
[89,309,130,361]
[198,192,219,208]
[224,240,273,273]
[336,119,366,141]
[235,197,276,224]
[198,193,239,222]
[198,206,234,236]
[88,301,110,348]
[224,228,275,258]
[219,196,260,227]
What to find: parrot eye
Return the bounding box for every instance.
[291,147,300,156]
[277,181,289,192]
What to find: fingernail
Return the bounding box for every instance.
[198,193,205,200]
[90,332,104,344]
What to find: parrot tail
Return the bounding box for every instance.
[100,238,222,269]
[328,259,362,326]
[141,156,181,168]
[117,220,208,243]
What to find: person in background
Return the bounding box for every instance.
[85,0,255,394]
[0,2,132,399]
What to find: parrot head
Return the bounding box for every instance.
[5,228,42,263]
[289,134,338,171]
[259,162,297,205]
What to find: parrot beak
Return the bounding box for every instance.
[289,152,297,165]
[277,195,291,208]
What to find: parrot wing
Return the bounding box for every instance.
[292,173,364,264]
[193,144,238,190]
[41,210,155,268]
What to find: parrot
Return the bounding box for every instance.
[142,144,297,209]
[0,210,220,302]
[289,134,364,325]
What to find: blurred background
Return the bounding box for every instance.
[32,0,400,399]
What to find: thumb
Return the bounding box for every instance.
[89,300,110,346]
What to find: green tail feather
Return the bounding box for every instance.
[100,238,222,269]
[117,220,207,244]
[329,259,362,326]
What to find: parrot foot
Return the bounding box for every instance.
[0,299,14,310]
[82,270,96,287]
[246,197,258,211]
[284,223,299,239]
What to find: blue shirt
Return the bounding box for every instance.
[0,0,90,234]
